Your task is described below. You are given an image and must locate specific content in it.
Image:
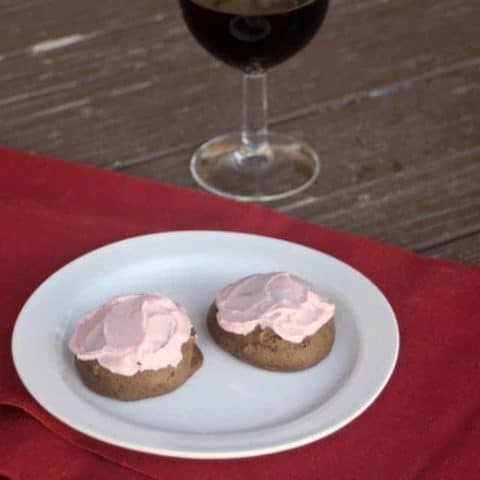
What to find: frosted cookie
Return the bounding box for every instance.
[209,273,334,371]
[69,294,202,400]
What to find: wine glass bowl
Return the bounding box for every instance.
[180,0,330,201]
[180,0,329,71]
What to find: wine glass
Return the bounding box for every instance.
[180,0,329,201]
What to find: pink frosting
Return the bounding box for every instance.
[69,294,193,376]
[215,272,335,343]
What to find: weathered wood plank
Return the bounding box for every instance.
[1,0,478,168]
[290,149,479,248]
[1,0,177,55]
[123,64,480,256]
[123,63,480,198]
[274,63,480,211]
[124,146,480,257]
[422,233,480,264]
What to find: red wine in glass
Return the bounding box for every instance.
[179,0,330,201]
[180,0,329,70]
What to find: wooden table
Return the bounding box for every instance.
[1,0,479,264]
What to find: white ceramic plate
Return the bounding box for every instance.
[12,231,399,459]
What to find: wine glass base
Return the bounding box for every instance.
[190,132,320,202]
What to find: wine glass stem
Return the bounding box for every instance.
[241,71,269,158]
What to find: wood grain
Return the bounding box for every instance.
[124,63,480,253]
[423,233,480,264]
[1,0,478,167]
[1,1,177,55]
[1,0,479,263]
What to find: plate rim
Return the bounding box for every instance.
[12,230,400,459]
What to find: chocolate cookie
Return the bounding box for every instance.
[207,304,335,371]
[74,338,203,401]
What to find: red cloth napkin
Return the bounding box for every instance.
[0,148,479,480]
